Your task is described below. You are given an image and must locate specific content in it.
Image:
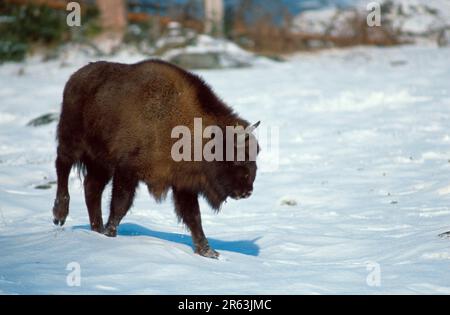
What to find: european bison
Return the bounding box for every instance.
[52,59,259,258]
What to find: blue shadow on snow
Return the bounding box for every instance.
[73,223,260,256]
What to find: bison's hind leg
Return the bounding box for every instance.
[103,167,138,237]
[83,159,112,233]
[52,152,73,226]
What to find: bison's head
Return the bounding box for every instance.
[222,121,260,201]
[227,160,257,200]
[202,121,261,210]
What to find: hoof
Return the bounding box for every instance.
[52,217,66,226]
[196,246,219,259]
[103,225,117,237]
[52,196,69,226]
[439,231,450,239]
[90,223,104,234]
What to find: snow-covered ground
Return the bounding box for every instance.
[293,0,450,43]
[1,44,450,294]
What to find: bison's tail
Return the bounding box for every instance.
[74,160,87,180]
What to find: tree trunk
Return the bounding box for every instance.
[204,0,224,36]
[95,0,127,53]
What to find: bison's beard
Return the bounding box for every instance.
[200,164,233,211]
[201,176,229,211]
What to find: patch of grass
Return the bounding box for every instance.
[0,2,101,63]
[27,113,59,127]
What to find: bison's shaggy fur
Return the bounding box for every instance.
[52,59,259,258]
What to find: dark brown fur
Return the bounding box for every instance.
[52,59,258,258]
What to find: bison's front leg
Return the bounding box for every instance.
[172,187,219,259]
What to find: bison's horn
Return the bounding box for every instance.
[247,121,261,133]
[236,121,261,147]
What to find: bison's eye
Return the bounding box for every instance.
[244,174,249,179]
